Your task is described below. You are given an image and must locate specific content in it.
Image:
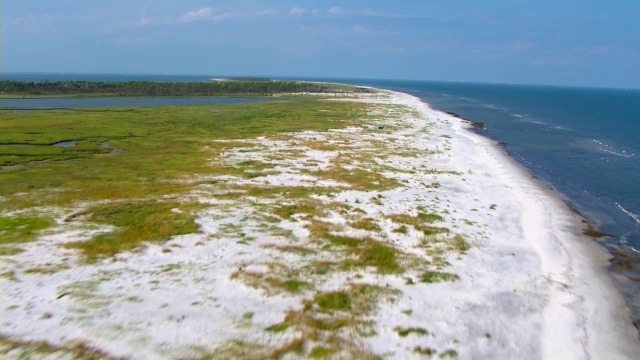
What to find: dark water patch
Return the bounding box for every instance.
[0,109,42,113]
[53,141,76,148]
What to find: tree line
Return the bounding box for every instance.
[0,80,372,96]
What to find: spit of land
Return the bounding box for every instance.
[1,88,639,359]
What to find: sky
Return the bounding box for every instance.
[2,0,640,88]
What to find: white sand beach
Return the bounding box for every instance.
[1,89,639,359]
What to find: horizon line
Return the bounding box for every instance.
[2,71,638,91]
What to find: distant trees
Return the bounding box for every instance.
[0,80,373,96]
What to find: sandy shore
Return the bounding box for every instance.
[397,92,640,359]
[1,89,639,359]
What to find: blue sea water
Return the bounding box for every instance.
[4,73,639,253]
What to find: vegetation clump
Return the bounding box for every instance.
[420,271,460,283]
[0,215,52,245]
[395,327,430,337]
[64,201,200,258]
[0,80,373,97]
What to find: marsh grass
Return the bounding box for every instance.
[387,212,450,238]
[0,336,119,360]
[0,215,52,245]
[64,201,201,258]
[231,262,313,295]
[394,327,430,337]
[1,99,374,257]
[420,271,460,283]
[264,244,316,256]
[349,218,381,232]
[0,100,369,207]
[260,283,396,358]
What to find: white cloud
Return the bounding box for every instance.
[353,24,394,36]
[359,9,376,16]
[328,6,343,15]
[512,41,533,53]
[138,6,154,26]
[288,7,306,16]
[353,24,367,33]
[179,7,214,22]
[256,9,277,17]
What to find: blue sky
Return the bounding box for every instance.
[2,0,639,88]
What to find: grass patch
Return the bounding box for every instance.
[387,212,449,237]
[265,244,316,255]
[420,271,460,283]
[260,283,396,357]
[231,266,313,295]
[414,346,436,356]
[355,242,403,274]
[272,200,326,220]
[394,327,430,337]
[0,100,372,249]
[315,291,351,312]
[64,200,200,258]
[349,218,381,232]
[323,233,403,274]
[0,336,116,360]
[0,215,52,245]
[440,349,459,358]
[452,234,470,253]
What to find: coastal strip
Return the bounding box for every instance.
[1,88,639,359]
[396,91,640,359]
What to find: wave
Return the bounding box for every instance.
[549,125,575,132]
[616,203,640,226]
[482,103,510,112]
[592,140,636,158]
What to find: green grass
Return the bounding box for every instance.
[414,346,436,356]
[322,233,403,274]
[452,234,470,253]
[350,218,381,232]
[440,349,459,358]
[0,336,114,360]
[0,100,369,206]
[64,200,201,258]
[420,271,460,283]
[387,212,451,239]
[260,284,395,359]
[0,99,372,257]
[315,291,351,312]
[394,327,430,337]
[0,215,52,245]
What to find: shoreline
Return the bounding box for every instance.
[391,84,640,333]
[1,87,639,358]
[395,89,640,357]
